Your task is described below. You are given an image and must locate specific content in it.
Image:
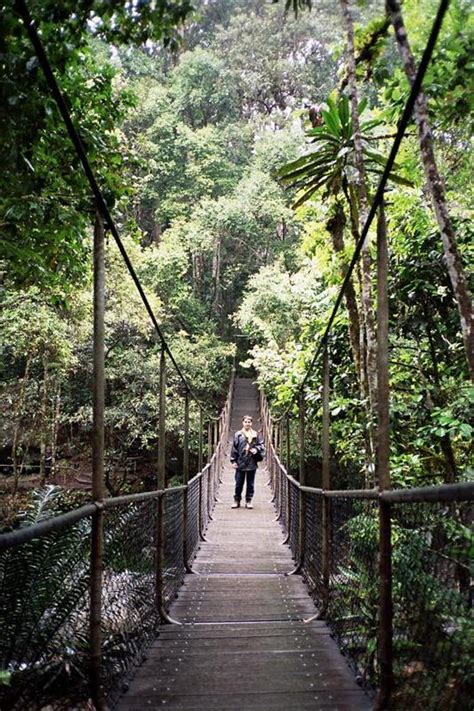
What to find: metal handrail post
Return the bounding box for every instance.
[207,422,212,463]
[321,346,331,617]
[295,391,306,572]
[158,347,166,491]
[182,391,192,573]
[198,407,203,473]
[183,391,190,484]
[90,212,105,710]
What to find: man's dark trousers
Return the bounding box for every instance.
[234,469,256,502]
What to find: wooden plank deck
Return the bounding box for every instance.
[117,378,371,710]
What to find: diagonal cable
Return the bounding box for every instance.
[15,0,219,419]
[275,0,450,421]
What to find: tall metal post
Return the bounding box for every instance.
[297,391,306,570]
[158,346,166,491]
[183,391,190,485]
[182,390,192,572]
[198,407,203,473]
[321,346,331,616]
[298,392,305,485]
[286,417,291,524]
[376,202,393,709]
[90,211,105,710]
[207,422,213,463]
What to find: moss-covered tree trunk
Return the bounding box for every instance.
[327,201,361,379]
[387,0,474,381]
[340,0,378,418]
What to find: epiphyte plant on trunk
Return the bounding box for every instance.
[276,93,411,209]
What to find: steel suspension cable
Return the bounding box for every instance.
[274,0,450,422]
[14,0,221,420]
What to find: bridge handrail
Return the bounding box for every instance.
[0,369,234,711]
[261,388,473,710]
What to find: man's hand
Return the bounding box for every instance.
[250,448,257,455]
[231,462,237,469]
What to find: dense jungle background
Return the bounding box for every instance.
[1,0,472,522]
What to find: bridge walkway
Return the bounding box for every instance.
[117,378,370,710]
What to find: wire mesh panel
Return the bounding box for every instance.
[280,470,288,531]
[327,496,380,690]
[288,479,300,559]
[272,459,280,511]
[162,489,185,606]
[389,500,473,710]
[200,467,209,533]
[186,476,200,564]
[0,517,92,710]
[303,490,323,600]
[101,498,159,707]
[208,460,216,512]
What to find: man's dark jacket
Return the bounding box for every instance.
[230,431,265,471]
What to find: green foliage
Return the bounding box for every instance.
[277,94,410,208]
[0,487,91,707]
[0,0,193,290]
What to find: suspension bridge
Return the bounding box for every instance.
[116,378,370,710]
[1,1,473,709]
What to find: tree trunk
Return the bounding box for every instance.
[340,0,378,416]
[12,355,32,495]
[387,0,474,381]
[51,382,61,480]
[327,202,361,377]
[212,235,222,316]
[39,357,49,486]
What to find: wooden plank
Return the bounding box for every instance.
[119,690,371,710]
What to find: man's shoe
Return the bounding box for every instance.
[231,501,240,508]
[245,502,253,509]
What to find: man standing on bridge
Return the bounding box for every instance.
[230,415,265,509]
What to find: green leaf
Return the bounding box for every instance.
[339,95,350,127]
[322,109,341,137]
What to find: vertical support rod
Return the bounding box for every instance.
[183,391,190,485]
[198,407,203,473]
[376,201,393,709]
[90,211,105,710]
[298,392,305,486]
[156,492,165,614]
[213,421,218,459]
[207,422,212,463]
[298,391,306,569]
[321,346,331,617]
[286,417,291,537]
[158,347,166,490]
[182,390,191,572]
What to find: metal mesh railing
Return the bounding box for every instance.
[0,373,233,710]
[100,496,160,707]
[185,475,201,566]
[303,489,323,600]
[200,466,209,535]
[325,496,380,688]
[288,478,300,559]
[280,467,288,531]
[261,390,473,709]
[162,489,185,606]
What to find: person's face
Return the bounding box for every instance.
[242,417,253,431]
